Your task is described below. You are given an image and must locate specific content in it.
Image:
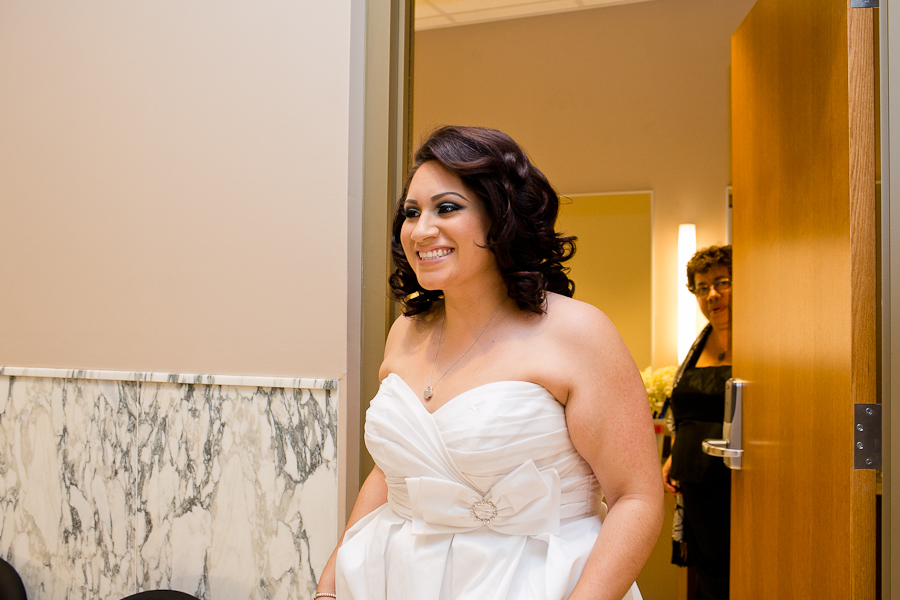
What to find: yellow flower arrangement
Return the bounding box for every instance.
[640,365,677,417]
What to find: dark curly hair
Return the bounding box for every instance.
[686,245,732,291]
[389,126,576,316]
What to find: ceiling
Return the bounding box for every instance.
[415,0,653,30]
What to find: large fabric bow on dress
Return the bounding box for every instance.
[406,460,561,536]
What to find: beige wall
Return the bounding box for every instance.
[0,0,355,377]
[557,192,653,368]
[413,0,755,367]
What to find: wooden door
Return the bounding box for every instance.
[730,0,876,598]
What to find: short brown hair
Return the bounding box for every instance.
[686,245,732,291]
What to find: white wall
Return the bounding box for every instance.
[0,0,354,378]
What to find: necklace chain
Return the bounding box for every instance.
[713,330,729,361]
[424,299,505,401]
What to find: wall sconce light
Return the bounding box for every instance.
[677,224,697,363]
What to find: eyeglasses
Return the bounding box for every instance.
[689,278,731,297]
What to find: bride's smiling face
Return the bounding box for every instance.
[400,161,498,293]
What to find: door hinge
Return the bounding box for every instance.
[854,404,882,469]
[851,0,878,7]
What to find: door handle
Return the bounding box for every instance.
[701,378,745,469]
[702,439,742,458]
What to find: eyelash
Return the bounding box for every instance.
[403,202,462,219]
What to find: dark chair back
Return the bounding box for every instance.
[0,557,27,600]
[120,592,200,600]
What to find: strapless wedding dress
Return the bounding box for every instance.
[335,373,642,600]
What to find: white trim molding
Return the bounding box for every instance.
[0,366,338,390]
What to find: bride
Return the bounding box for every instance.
[316,126,663,600]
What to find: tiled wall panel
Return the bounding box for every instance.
[0,370,338,600]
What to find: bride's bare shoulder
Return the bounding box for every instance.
[516,294,625,403]
[379,308,441,379]
[543,293,617,340]
[539,293,635,403]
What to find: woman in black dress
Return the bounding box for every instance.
[661,245,732,600]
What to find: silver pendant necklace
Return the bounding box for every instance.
[715,334,729,362]
[424,299,506,401]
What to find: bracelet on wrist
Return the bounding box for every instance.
[314,593,337,599]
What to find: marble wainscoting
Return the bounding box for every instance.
[0,368,339,600]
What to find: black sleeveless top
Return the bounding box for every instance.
[669,359,732,483]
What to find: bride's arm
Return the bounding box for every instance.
[315,465,388,596]
[554,301,664,600]
[317,315,413,595]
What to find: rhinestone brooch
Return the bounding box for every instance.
[470,499,498,524]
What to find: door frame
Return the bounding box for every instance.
[882,3,899,598]
[344,0,413,524]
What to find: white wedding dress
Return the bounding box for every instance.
[335,373,642,600]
